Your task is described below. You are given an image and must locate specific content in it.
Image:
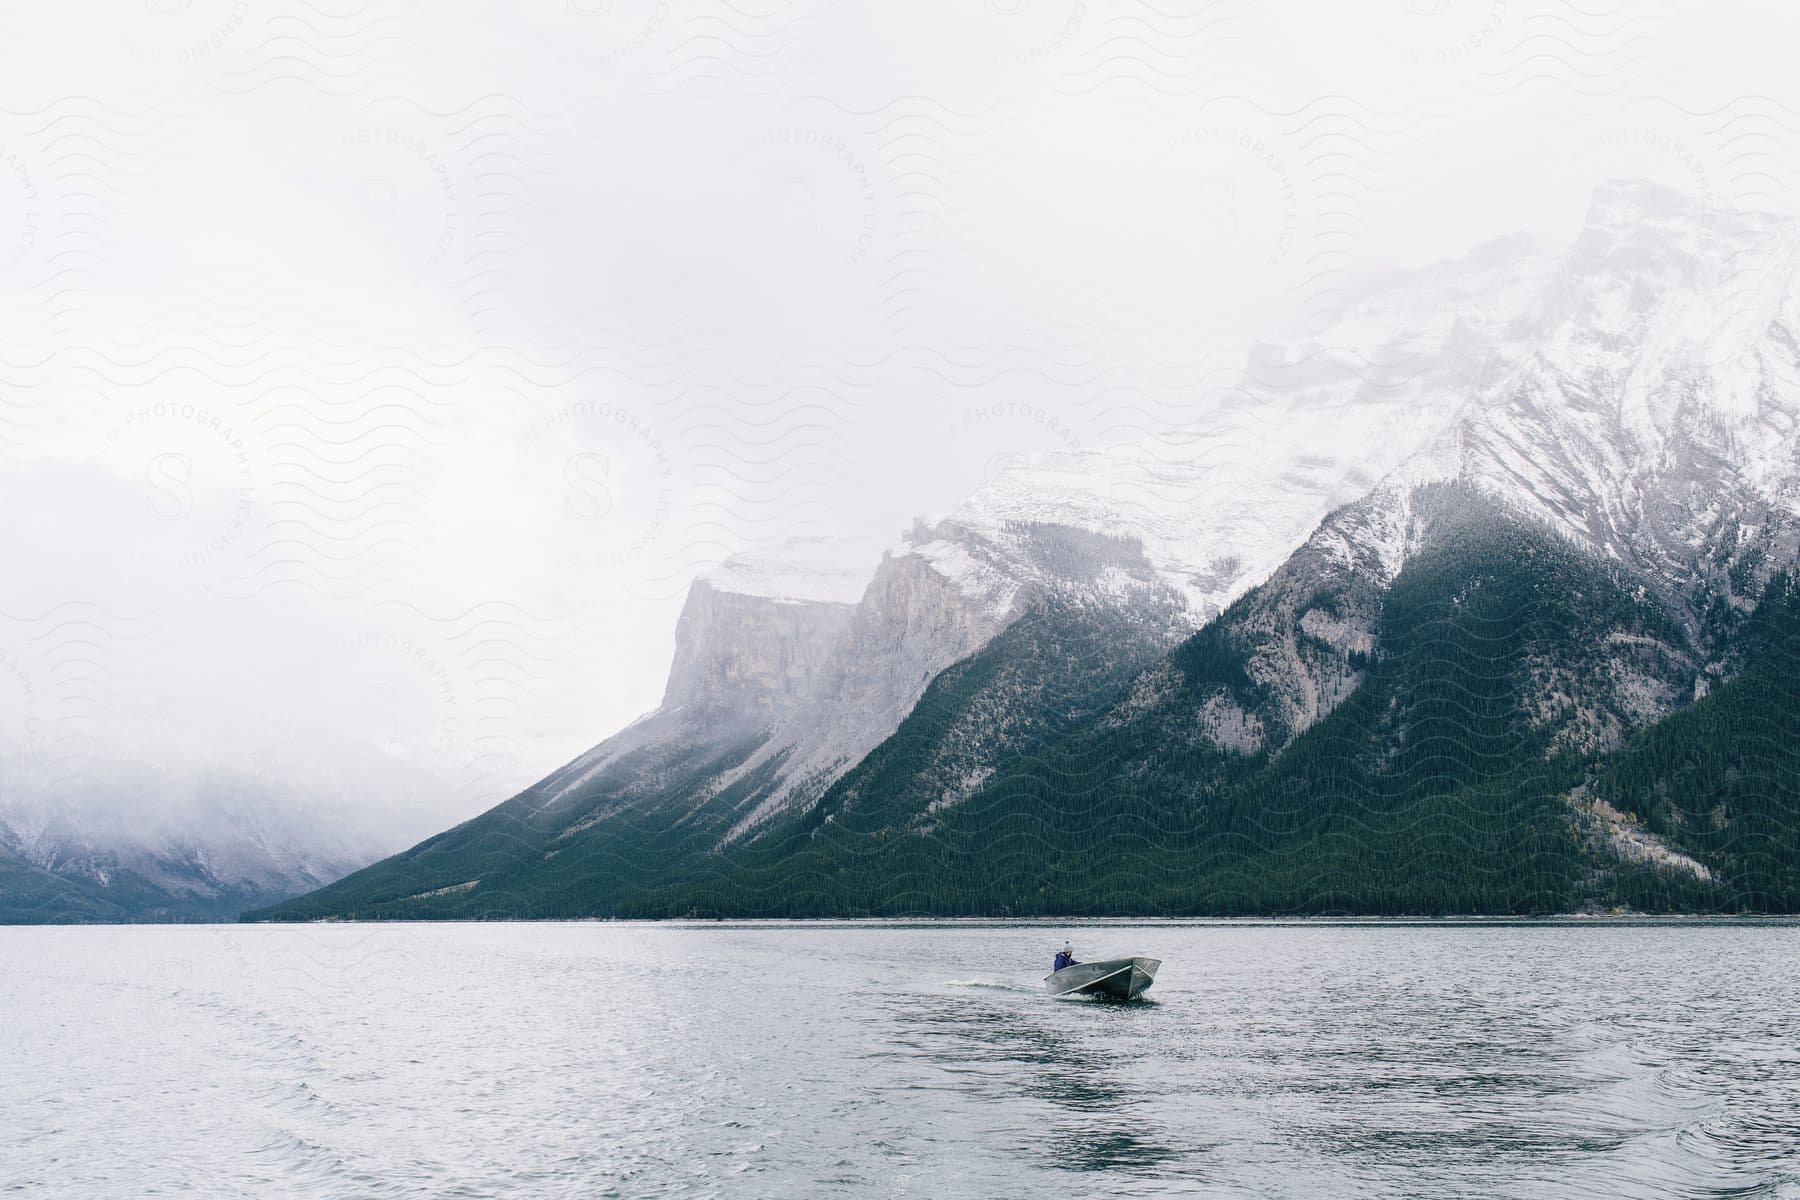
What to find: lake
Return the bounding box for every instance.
[3,921,1798,1198]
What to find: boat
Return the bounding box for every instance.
[1044,956,1160,1000]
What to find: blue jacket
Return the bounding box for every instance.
[1053,951,1076,971]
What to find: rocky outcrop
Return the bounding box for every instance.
[660,581,856,722]
[718,523,1178,837]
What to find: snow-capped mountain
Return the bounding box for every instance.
[1453,183,1800,611]
[638,216,1580,837]
[679,179,1800,835]
[254,181,1800,922]
[1167,181,1800,767]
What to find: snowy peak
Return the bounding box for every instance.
[1422,184,1800,591]
[894,183,1800,662]
[905,230,1554,628]
[1554,180,1797,391]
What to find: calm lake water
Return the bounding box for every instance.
[3,921,1798,1198]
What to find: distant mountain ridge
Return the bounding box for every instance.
[0,714,449,922]
[0,649,522,922]
[230,182,1800,919]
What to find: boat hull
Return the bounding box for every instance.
[1044,956,1160,1000]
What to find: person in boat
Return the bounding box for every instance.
[1052,941,1078,972]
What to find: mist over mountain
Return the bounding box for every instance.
[243,182,1800,923]
[0,696,470,921]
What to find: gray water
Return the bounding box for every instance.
[3,922,1798,1198]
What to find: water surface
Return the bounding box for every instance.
[3,921,1797,1198]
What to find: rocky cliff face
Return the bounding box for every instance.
[517,540,875,816]
[723,521,1191,837]
[660,581,856,722]
[726,545,1006,817]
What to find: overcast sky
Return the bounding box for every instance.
[3,1,1799,842]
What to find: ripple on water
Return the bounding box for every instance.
[5,922,1800,1199]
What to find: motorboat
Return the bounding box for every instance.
[1044,955,1160,1000]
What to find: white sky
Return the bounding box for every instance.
[2,0,1799,847]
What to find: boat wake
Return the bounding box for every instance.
[946,979,1038,995]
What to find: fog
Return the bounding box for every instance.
[2,1,1797,849]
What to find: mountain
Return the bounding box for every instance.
[242,529,1192,920]
[675,486,1703,916]
[0,843,128,923]
[249,182,1800,921]
[0,704,459,922]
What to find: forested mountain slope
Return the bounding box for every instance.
[610,491,1733,916]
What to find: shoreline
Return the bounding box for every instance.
[9,912,1800,930]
